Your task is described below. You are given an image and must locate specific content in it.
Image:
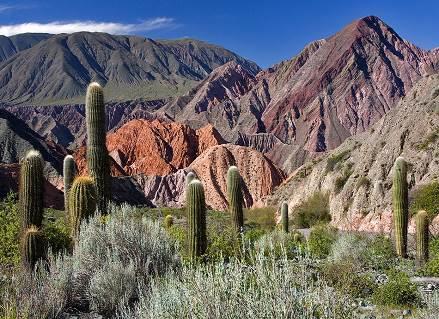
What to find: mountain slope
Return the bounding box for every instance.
[269,74,439,232]
[165,16,439,172]
[0,33,260,104]
[0,33,52,62]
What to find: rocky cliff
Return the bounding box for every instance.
[269,74,439,233]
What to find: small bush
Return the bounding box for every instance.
[334,167,353,194]
[0,193,20,268]
[207,226,241,262]
[416,130,439,150]
[308,224,337,259]
[363,235,397,271]
[254,231,302,259]
[43,220,71,255]
[292,192,330,228]
[322,260,376,298]
[424,255,439,276]
[328,233,368,264]
[356,176,371,190]
[325,150,350,173]
[244,206,276,230]
[372,269,420,307]
[410,182,439,218]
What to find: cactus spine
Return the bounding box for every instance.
[415,210,429,266]
[281,201,289,233]
[186,171,196,185]
[69,176,97,239]
[187,179,207,260]
[19,150,44,231]
[227,166,244,233]
[85,82,110,213]
[21,226,47,271]
[392,157,409,257]
[63,155,76,214]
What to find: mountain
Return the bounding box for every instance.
[0,33,52,62]
[0,33,260,104]
[268,73,439,232]
[163,16,439,172]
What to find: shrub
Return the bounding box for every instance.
[325,150,350,173]
[43,220,71,255]
[322,260,376,298]
[424,255,439,276]
[206,226,241,262]
[410,182,439,218]
[1,205,180,317]
[334,167,353,194]
[363,235,397,271]
[117,248,357,318]
[308,224,337,259]
[0,193,20,268]
[244,206,276,230]
[372,269,420,307]
[292,192,330,228]
[328,233,368,264]
[254,230,302,259]
[356,176,371,190]
[416,130,439,150]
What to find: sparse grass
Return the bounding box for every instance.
[416,130,439,150]
[325,149,351,173]
[356,176,371,190]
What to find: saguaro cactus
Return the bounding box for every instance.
[187,179,207,260]
[392,156,409,257]
[19,150,44,230]
[21,226,47,271]
[415,210,429,266]
[227,166,244,233]
[281,201,289,233]
[69,176,97,239]
[85,82,110,213]
[63,155,76,214]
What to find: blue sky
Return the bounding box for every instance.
[0,0,437,67]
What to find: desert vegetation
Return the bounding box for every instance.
[1,83,438,319]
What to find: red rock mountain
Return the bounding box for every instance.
[164,16,439,171]
[74,119,225,176]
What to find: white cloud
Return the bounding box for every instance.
[0,5,15,12]
[0,17,175,36]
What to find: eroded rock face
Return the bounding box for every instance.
[189,144,285,210]
[269,74,439,233]
[105,119,225,176]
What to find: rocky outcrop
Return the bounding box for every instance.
[0,163,64,209]
[0,109,66,187]
[189,144,285,210]
[269,74,439,233]
[104,119,225,176]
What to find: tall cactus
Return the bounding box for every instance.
[415,210,429,267]
[187,179,207,260]
[392,156,409,257]
[281,201,289,233]
[19,150,44,231]
[21,226,47,271]
[85,82,110,213]
[63,155,76,214]
[69,176,97,239]
[227,166,244,233]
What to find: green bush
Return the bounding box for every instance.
[307,224,337,259]
[292,192,330,228]
[363,235,397,271]
[423,238,439,276]
[207,226,241,262]
[322,260,376,298]
[244,207,276,230]
[372,269,420,307]
[0,193,20,267]
[410,181,439,218]
[43,221,71,254]
[334,167,353,194]
[325,150,350,173]
[356,176,371,190]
